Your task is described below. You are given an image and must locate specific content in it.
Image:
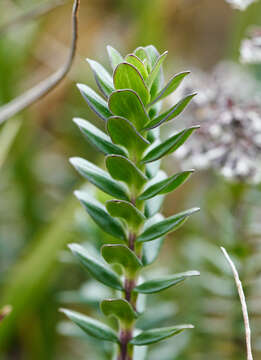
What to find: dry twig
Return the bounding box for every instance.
[221,247,253,360]
[0,0,80,125]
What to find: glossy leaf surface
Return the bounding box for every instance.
[146,51,168,90]
[137,207,200,243]
[106,155,147,190]
[61,308,119,343]
[107,116,150,155]
[134,271,200,294]
[106,200,145,229]
[69,243,123,290]
[102,244,142,275]
[145,45,164,98]
[150,71,190,105]
[144,93,196,130]
[141,127,199,163]
[142,213,164,265]
[107,45,124,70]
[77,84,112,121]
[73,117,126,156]
[70,157,129,200]
[75,191,126,241]
[139,170,194,200]
[101,299,137,325]
[109,90,149,130]
[114,63,150,105]
[125,54,148,80]
[87,59,114,97]
[130,325,194,346]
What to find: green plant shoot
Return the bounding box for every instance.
[61,45,200,360]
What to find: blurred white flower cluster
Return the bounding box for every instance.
[241,27,261,63]
[173,63,261,184]
[226,0,257,10]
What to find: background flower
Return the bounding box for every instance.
[226,0,257,11]
[241,27,261,63]
[174,63,261,183]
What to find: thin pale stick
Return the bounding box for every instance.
[0,0,80,125]
[221,246,253,360]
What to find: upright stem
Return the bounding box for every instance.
[118,329,133,360]
[117,164,145,360]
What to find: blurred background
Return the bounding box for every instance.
[0,0,261,359]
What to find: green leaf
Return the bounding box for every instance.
[150,71,190,105]
[107,116,150,155]
[107,45,124,70]
[147,127,160,142]
[108,90,149,131]
[145,45,164,98]
[77,84,112,121]
[145,194,164,218]
[144,171,166,218]
[142,214,164,265]
[113,63,150,105]
[102,244,142,275]
[70,157,129,200]
[106,155,147,191]
[138,170,194,200]
[137,207,200,243]
[75,191,126,241]
[134,47,149,64]
[145,45,160,66]
[134,271,200,294]
[101,299,137,325]
[125,54,148,80]
[144,93,196,130]
[146,51,168,90]
[61,308,119,343]
[106,200,145,229]
[87,59,114,97]
[69,243,123,290]
[145,159,161,179]
[142,238,164,266]
[73,118,126,156]
[130,325,194,346]
[141,126,199,163]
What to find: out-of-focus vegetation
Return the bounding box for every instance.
[0,0,261,359]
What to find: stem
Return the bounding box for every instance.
[129,232,136,251]
[118,329,133,360]
[118,191,143,359]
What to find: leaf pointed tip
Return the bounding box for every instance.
[188,270,200,276]
[76,83,85,91]
[59,307,68,315]
[69,156,80,167]
[73,189,80,197]
[184,324,194,329]
[67,242,80,254]
[72,117,81,126]
[190,206,200,214]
